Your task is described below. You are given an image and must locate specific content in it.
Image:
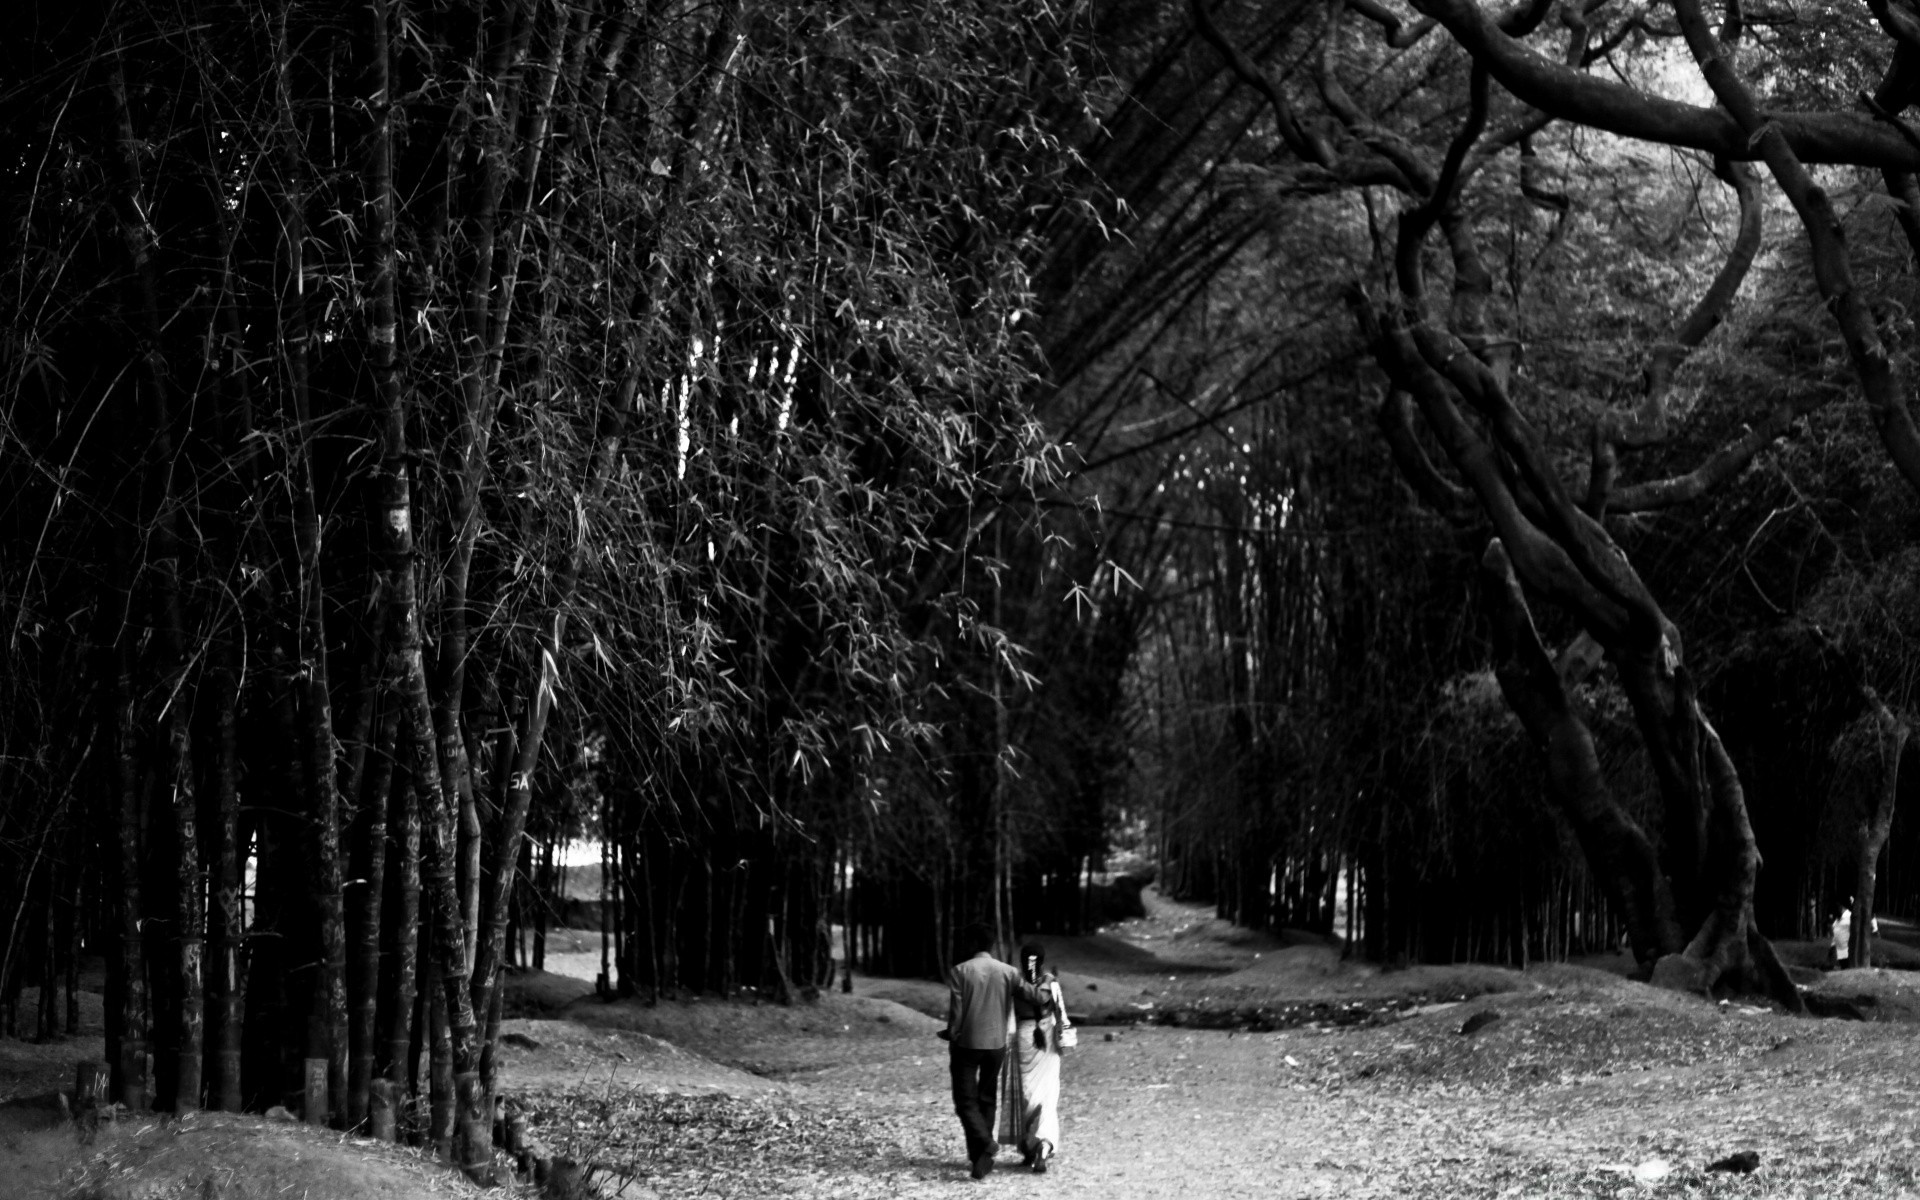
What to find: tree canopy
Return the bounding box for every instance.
[12,0,1920,1175]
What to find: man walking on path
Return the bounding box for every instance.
[943,922,1050,1180]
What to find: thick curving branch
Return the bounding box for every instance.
[1575,4,1830,518]
[1479,538,1684,963]
[1408,0,1920,168]
[1585,157,1766,514]
[1380,179,1668,643]
[1315,3,1440,193]
[1355,292,1642,638]
[1884,167,1920,266]
[1644,711,1764,991]
[1375,387,1474,516]
[1518,133,1571,220]
[1190,0,1423,191]
[1642,160,1763,407]
[1393,66,1490,305]
[1438,203,1511,377]
[1347,0,1438,47]
[1191,1,1348,172]
[1667,0,1920,497]
[1414,64,1491,233]
[1605,391,1831,512]
[1401,311,1667,640]
[1865,0,1920,54]
[1866,41,1920,266]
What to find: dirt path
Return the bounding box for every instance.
[11,891,1919,1198]
[545,1005,1920,1198]
[511,892,1920,1199]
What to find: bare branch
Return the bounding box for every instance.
[1374,388,1474,516]
[1346,0,1439,47]
[1190,0,1337,168]
[1862,89,1920,158]
[1315,6,1439,193]
[1606,394,1826,512]
[1189,0,1422,191]
[1667,0,1920,496]
[1882,168,1920,265]
[1417,63,1492,229]
[1517,134,1572,225]
[1864,0,1920,55]
[1585,155,1764,516]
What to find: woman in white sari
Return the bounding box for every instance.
[999,941,1071,1172]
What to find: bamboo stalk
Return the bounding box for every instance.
[208,633,244,1111]
[269,1,348,1125]
[383,732,422,1098]
[349,692,398,1130]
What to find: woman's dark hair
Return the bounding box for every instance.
[1019,942,1047,981]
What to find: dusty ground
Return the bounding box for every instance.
[9,894,1920,1198]
[0,995,482,1200]
[498,893,1920,1199]
[1,1094,484,1200]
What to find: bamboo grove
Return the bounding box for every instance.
[0,0,1117,1170]
[24,0,1920,1179]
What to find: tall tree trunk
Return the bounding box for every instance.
[209,636,244,1111]
[111,648,148,1110]
[270,2,348,1126]
[467,632,557,1051]
[381,740,421,1098]
[532,838,551,972]
[168,698,204,1114]
[437,4,540,981]
[1480,541,1683,960]
[599,826,612,995]
[152,547,202,1115]
[364,0,486,1170]
[393,272,485,1176]
[426,955,453,1160]
[290,215,350,1133]
[39,863,60,1041]
[349,693,398,1129]
[204,185,258,1115]
[362,0,417,1125]
[1853,699,1907,967]
[1363,250,1797,1002]
[67,849,81,1037]
[107,44,203,1116]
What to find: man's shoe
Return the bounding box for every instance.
[971,1152,995,1179]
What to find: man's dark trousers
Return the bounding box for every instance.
[949,1044,1005,1163]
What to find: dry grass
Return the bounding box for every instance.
[499,895,1920,1198]
[500,967,597,1018]
[4,1116,83,1199]
[550,988,943,1083]
[17,898,1920,1199]
[9,1111,490,1200]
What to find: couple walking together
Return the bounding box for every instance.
[943,922,1074,1181]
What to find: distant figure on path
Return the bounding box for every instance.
[1000,941,1072,1173]
[1830,897,1879,969]
[941,922,1049,1181]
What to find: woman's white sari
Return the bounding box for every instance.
[998,980,1067,1156]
